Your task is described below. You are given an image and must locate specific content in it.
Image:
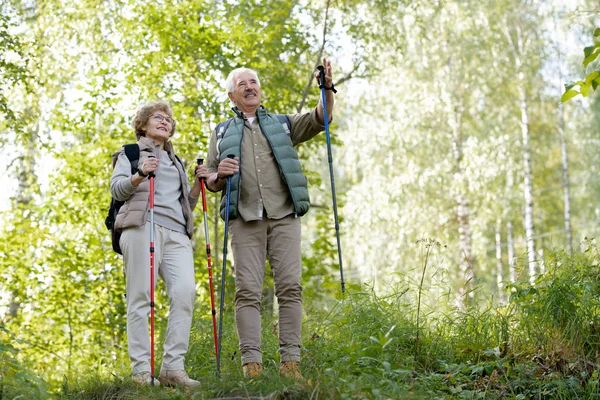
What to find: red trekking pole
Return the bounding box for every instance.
[197,158,219,364]
[148,161,156,386]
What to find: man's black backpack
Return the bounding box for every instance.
[105,144,139,255]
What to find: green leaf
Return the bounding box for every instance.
[587,71,600,81]
[594,28,600,37]
[581,83,590,97]
[585,71,600,92]
[561,89,580,103]
[583,44,600,67]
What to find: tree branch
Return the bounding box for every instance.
[297,0,331,113]
[334,63,361,87]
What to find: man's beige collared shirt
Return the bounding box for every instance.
[207,107,325,222]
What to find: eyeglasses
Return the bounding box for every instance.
[152,113,174,126]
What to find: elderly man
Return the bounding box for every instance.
[199,59,335,379]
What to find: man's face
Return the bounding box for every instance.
[228,71,261,114]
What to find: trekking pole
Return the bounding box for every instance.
[197,158,219,366]
[217,154,235,377]
[148,156,157,386]
[317,65,345,293]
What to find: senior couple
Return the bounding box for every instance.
[110,59,336,388]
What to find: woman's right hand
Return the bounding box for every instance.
[194,164,211,181]
[140,157,159,176]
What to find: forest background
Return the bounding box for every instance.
[2,0,600,398]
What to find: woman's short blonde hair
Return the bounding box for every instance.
[132,100,177,140]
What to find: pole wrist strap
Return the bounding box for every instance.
[319,83,337,94]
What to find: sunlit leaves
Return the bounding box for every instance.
[562,27,600,102]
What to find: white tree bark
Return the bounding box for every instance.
[496,219,506,303]
[439,8,475,306]
[446,85,475,301]
[507,220,516,284]
[503,19,537,284]
[518,78,537,284]
[557,82,573,253]
[519,81,537,283]
[554,17,573,253]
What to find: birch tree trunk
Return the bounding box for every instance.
[507,220,516,284]
[450,100,475,303]
[557,84,573,253]
[439,9,475,306]
[449,89,475,302]
[514,54,537,283]
[457,187,475,299]
[503,17,537,283]
[519,81,537,283]
[496,219,506,303]
[538,240,545,275]
[555,18,573,253]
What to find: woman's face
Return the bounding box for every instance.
[142,111,174,144]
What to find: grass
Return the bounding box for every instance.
[7,245,600,399]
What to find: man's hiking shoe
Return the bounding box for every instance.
[242,362,263,378]
[280,361,305,381]
[158,370,200,389]
[132,371,160,386]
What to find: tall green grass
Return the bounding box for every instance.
[9,243,600,399]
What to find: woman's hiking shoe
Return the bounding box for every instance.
[158,370,200,389]
[132,371,160,386]
[242,362,263,377]
[279,361,305,381]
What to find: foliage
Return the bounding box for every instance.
[0,326,50,399]
[0,12,30,127]
[2,0,600,398]
[562,28,600,102]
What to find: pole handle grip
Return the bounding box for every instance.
[197,158,204,165]
[146,154,156,178]
[317,65,325,88]
[227,154,235,159]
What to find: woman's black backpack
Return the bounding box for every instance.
[105,144,139,255]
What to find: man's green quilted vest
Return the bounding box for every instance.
[218,107,310,220]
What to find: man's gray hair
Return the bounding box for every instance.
[225,67,261,94]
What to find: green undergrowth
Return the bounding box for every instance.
[7,245,600,399]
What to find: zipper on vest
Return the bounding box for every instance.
[257,113,300,215]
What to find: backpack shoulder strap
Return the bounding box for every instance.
[123,144,140,175]
[215,118,235,160]
[275,114,292,137]
[216,118,234,140]
[174,154,185,170]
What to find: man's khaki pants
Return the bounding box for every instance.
[230,215,303,365]
[120,224,196,374]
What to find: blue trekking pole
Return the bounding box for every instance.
[217,154,235,377]
[317,65,345,293]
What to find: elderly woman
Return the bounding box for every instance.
[110,100,201,388]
